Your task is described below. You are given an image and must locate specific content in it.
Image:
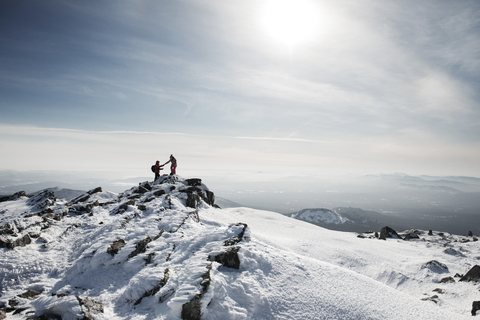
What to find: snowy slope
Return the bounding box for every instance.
[0,175,477,319]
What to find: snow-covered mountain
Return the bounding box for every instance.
[288,208,351,225]
[0,175,478,319]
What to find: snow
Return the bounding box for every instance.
[0,175,478,319]
[290,208,350,225]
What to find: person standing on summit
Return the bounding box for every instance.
[163,154,177,175]
[154,160,163,181]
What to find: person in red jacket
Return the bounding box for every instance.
[163,154,177,175]
[154,160,163,181]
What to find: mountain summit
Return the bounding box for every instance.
[0,175,476,319]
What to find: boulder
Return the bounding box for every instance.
[211,246,240,269]
[439,276,455,283]
[0,234,32,250]
[76,296,104,320]
[379,226,400,240]
[186,193,201,209]
[27,190,56,210]
[460,265,480,282]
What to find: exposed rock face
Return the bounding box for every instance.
[379,226,401,240]
[181,264,212,320]
[460,265,480,282]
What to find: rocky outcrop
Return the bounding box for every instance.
[0,191,27,202]
[76,296,104,320]
[421,260,449,273]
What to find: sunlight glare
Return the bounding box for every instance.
[260,0,327,48]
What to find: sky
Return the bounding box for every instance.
[1,0,480,181]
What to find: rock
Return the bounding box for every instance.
[211,246,240,269]
[0,308,5,320]
[439,276,455,283]
[379,226,400,240]
[421,295,439,303]
[76,296,104,320]
[113,200,135,214]
[421,260,449,273]
[153,189,166,197]
[224,223,248,246]
[128,236,153,258]
[432,288,445,294]
[443,248,466,257]
[0,234,32,250]
[139,181,152,191]
[0,191,27,202]
[205,190,215,206]
[186,193,201,209]
[472,301,480,316]
[186,178,202,186]
[181,264,212,320]
[428,230,433,236]
[17,289,41,300]
[460,265,480,282]
[27,190,56,210]
[87,187,102,195]
[107,239,126,256]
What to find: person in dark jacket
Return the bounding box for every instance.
[162,154,177,175]
[154,160,163,180]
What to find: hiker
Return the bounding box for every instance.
[153,160,163,181]
[162,154,177,175]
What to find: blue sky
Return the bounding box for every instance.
[1,0,480,180]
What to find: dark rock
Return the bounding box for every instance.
[0,191,27,202]
[107,239,126,256]
[421,260,449,273]
[153,190,166,197]
[472,301,480,316]
[17,289,41,300]
[76,296,104,320]
[460,265,480,282]
[439,277,455,283]
[137,204,147,211]
[421,295,439,303]
[186,178,202,186]
[379,226,400,240]
[128,236,153,259]
[212,246,240,269]
[186,193,201,209]
[428,230,433,236]
[0,234,32,250]
[469,231,474,237]
[432,288,445,294]
[87,187,102,195]
[205,190,215,206]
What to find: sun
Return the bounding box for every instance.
[259,0,326,48]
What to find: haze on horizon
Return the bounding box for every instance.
[1,0,480,181]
